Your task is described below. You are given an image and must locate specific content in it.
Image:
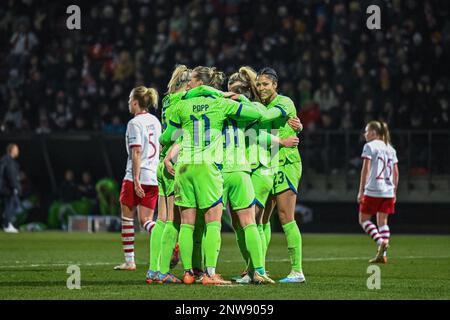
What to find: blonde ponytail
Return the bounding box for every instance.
[239,66,260,102]
[193,66,225,89]
[209,67,225,89]
[167,65,191,94]
[367,120,392,145]
[132,86,159,110]
[228,66,261,102]
[379,121,391,145]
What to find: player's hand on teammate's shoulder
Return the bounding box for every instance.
[223,92,240,100]
[288,117,303,132]
[134,181,145,198]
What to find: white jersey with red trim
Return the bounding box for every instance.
[361,139,398,198]
[124,112,161,185]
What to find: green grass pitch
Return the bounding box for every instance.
[0,232,449,300]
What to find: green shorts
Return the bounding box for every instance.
[174,163,223,209]
[223,171,255,210]
[157,161,175,197]
[272,161,302,195]
[251,166,275,208]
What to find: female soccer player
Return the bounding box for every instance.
[114,86,161,271]
[226,67,299,284]
[256,67,306,283]
[161,68,231,283]
[160,66,272,285]
[146,65,191,284]
[221,66,292,285]
[358,121,398,263]
[151,66,226,283]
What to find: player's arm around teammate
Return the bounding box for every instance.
[255,67,306,283]
[115,86,160,271]
[152,66,228,284]
[148,65,193,284]
[222,67,276,284]
[225,67,300,283]
[160,67,266,285]
[159,67,224,285]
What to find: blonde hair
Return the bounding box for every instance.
[367,121,392,145]
[132,86,158,110]
[167,64,191,94]
[192,66,225,89]
[228,66,261,102]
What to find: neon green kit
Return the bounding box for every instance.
[157,86,221,197]
[160,94,263,209]
[246,101,278,208]
[221,99,255,211]
[265,94,302,195]
[157,92,184,197]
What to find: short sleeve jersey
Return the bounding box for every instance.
[222,117,252,173]
[245,102,277,169]
[171,96,242,165]
[265,95,301,165]
[361,140,399,198]
[160,92,184,160]
[124,112,162,185]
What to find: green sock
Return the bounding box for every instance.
[257,224,267,267]
[192,211,205,270]
[204,221,222,268]
[159,221,179,274]
[202,227,207,268]
[263,222,271,249]
[149,220,165,271]
[244,224,264,272]
[235,225,250,267]
[179,224,195,270]
[282,221,302,273]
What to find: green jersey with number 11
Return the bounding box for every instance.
[160,95,263,165]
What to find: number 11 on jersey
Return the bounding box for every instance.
[190,115,210,146]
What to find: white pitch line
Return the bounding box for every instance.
[0,262,115,269]
[0,255,449,269]
[225,255,450,263]
[309,255,450,261]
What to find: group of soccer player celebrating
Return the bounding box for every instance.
[113,63,399,285]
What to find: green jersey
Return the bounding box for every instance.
[265,94,301,165]
[223,117,251,173]
[159,86,224,160]
[160,95,262,165]
[214,95,277,172]
[160,92,184,160]
[245,101,278,169]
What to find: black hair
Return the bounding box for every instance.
[257,67,278,83]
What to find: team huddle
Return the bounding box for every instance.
[113,64,399,285]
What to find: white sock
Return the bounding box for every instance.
[290,271,303,277]
[207,267,216,276]
[378,225,390,243]
[121,217,135,263]
[361,221,383,245]
[379,225,390,256]
[143,220,156,233]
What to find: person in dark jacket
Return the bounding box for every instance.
[0,144,21,233]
